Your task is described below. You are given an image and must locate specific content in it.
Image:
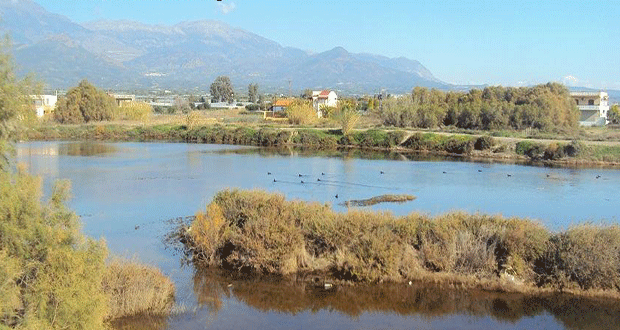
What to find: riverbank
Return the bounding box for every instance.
[179,189,620,299]
[15,123,620,168]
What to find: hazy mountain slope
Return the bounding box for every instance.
[1,0,451,93]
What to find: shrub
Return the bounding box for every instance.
[515,141,545,159]
[54,79,117,124]
[292,130,339,148]
[0,173,109,328]
[115,101,152,122]
[474,136,495,150]
[102,259,175,319]
[245,104,260,111]
[332,102,360,136]
[185,190,553,284]
[286,100,317,125]
[536,224,620,290]
[563,140,586,157]
[543,143,565,160]
[185,111,201,130]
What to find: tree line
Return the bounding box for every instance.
[376,83,580,131]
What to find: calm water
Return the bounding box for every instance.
[15,141,620,330]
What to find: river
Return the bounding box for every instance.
[16,141,620,329]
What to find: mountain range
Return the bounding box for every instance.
[0,0,452,94]
[2,0,617,101]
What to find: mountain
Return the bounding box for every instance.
[0,0,450,94]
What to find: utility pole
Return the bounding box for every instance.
[288,79,292,98]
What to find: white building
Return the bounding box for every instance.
[312,90,338,117]
[31,94,58,118]
[570,91,609,126]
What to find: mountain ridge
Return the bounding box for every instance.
[1,0,449,93]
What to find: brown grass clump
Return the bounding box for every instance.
[102,259,175,319]
[536,223,620,291]
[342,194,415,207]
[183,189,620,297]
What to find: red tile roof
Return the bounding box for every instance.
[274,99,292,107]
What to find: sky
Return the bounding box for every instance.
[35,0,620,89]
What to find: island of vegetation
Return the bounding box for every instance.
[180,189,620,299]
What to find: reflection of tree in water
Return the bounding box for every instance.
[58,142,117,156]
[192,269,620,329]
[109,315,168,330]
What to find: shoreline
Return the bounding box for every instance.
[15,123,620,168]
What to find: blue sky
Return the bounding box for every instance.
[36,0,620,89]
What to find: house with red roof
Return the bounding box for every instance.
[311,90,338,117]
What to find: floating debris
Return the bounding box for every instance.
[342,194,416,207]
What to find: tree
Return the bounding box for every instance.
[210,76,234,103]
[300,89,313,99]
[0,35,35,170]
[54,79,117,124]
[609,104,620,125]
[0,35,109,329]
[248,83,258,103]
[173,97,191,114]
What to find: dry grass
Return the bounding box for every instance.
[182,189,620,298]
[286,100,317,125]
[102,259,175,319]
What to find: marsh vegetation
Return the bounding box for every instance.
[182,189,620,298]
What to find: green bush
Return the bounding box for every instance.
[474,136,495,150]
[563,140,586,157]
[515,141,545,159]
[0,173,108,328]
[54,79,117,124]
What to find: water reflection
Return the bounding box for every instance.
[57,142,118,156]
[109,315,168,330]
[210,145,620,169]
[192,269,620,329]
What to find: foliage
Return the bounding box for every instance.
[115,101,152,122]
[173,97,191,114]
[376,83,579,131]
[245,104,260,111]
[0,34,175,328]
[210,76,234,103]
[54,80,117,124]
[286,100,317,125]
[332,100,360,136]
[609,104,620,125]
[0,173,109,329]
[102,259,175,319]
[474,136,495,150]
[185,190,557,286]
[536,224,620,291]
[185,111,200,130]
[0,36,36,170]
[402,133,474,155]
[248,83,258,103]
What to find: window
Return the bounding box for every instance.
[575,99,579,105]
[588,99,594,105]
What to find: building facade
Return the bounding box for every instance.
[570,91,609,126]
[312,90,338,117]
[31,94,58,118]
